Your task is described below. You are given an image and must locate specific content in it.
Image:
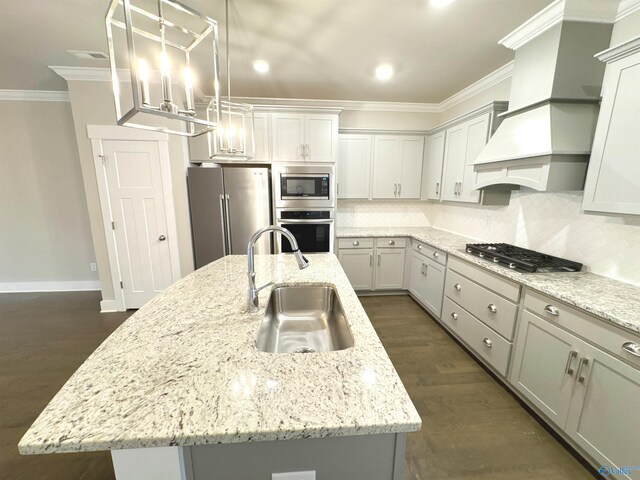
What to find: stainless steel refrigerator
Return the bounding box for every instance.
[188,165,272,268]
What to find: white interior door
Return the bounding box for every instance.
[102,140,175,308]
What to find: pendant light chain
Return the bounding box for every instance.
[225,0,232,120]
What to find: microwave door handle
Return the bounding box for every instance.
[277,219,334,224]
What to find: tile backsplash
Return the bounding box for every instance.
[337,190,640,285]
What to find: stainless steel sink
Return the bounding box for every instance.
[256,285,354,353]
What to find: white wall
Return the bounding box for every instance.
[0,100,99,291]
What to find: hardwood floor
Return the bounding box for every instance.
[1,292,596,479]
[0,292,131,480]
[360,295,597,480]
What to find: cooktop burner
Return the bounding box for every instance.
[465,243,583,273]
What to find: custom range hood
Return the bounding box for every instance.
[474,1,614,192]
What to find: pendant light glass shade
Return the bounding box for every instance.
[105,0,222,137]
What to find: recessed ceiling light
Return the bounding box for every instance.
[67,50,108,60]
[252,60,269,73]
[430,0,455,7]
[375,64,394,81]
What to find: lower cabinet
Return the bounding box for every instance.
[337,237,405,291]
[511,301,640,477]
[408,251,445,318]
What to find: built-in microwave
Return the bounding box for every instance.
[273,164,336,209]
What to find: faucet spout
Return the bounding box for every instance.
[247,226,309,311]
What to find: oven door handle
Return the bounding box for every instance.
[277,219,334,224]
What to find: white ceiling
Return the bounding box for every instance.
[0,0,552,102]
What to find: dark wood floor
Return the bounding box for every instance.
[1,292,595,480]
[360,295,596,480]
[0,292,131,480]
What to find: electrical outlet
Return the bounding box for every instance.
[90,263,97,272]
[272,471,316,480]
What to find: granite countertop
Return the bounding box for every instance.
[18,254,421,455]
[337,227,640,335]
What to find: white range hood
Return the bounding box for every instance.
[473,0,615,192]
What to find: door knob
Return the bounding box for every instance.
[159,235,167,241]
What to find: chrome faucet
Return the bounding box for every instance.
[247,226,309,311]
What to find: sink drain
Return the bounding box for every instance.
[292,346,316,353]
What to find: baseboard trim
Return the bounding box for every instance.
[100,299,120,312]
[0,280,101,293]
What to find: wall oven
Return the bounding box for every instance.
[275,209,334,253]
[273,164,336,209]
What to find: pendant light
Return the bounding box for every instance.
[105,0,222,137]
[207,0,256,159]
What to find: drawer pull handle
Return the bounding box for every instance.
[353,240,359,246]
[388,240,395,245]
[432,252,439,258]
[451,312,458,320]
[482,338,492,348]
[487,304,497,313]
[454,283,462,291]
[576,358,590,383]
[622,342,640,357]
[544,305,560,316]
[479,252,485,258]
[564,351,578,375]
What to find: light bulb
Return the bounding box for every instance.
[252,60,269,73]
[138,58,149,82]
[375,64,394,81]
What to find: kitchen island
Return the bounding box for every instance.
[18,254,421,479]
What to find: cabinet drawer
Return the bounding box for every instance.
[375,237,406,248]
[448,257,520,302]
[412,240,446,266]
[337,237,374,249]
[524,289,640,369]
[445,269,518,340]
[442,298,512,376]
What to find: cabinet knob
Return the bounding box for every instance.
[417,244,423,250]
[451,312,458,320]
[544,305,560,316]
[388,240,395,245]
[353,240,360,246]
[158,235,167,241]
[482,338,492,348]
[487,304,497,313]
[432,252,439,258]
[454,283,462,291]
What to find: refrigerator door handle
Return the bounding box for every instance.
[224,194,233,253]
[219,194,228,256]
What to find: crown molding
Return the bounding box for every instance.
[617,0,640,20]
[500,0,619,51]
[438,61,513,112]
[49,65,129,82]
[596,35,640,63]
[0,89,70,102]
[232,96,440,113]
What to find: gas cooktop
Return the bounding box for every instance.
[465,243,583,273]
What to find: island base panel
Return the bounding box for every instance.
[111,433,407,480]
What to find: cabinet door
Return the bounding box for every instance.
[374,248,405,290]
[337,135,372,198]
[338,249,373,290]
[510,311,582,428]
[440,124,467,202]
[582,50,640,215]
[422,131,445,200]
[565,343,640,478]
[306,114,338,163]
[458,115,487,203]
[253,113,270,163]
[399,137,424,199]
[271,113,304,162]
[372,136,400,199]
[408,251,426,302]
[422,257,445,319]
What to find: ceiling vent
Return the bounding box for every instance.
[67,50,108,60]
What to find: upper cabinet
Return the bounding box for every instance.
[582,37,640,216]
[372,136,424,199]
[271,112,339,163]
[421,131,445,201]
[337,134,372,199]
